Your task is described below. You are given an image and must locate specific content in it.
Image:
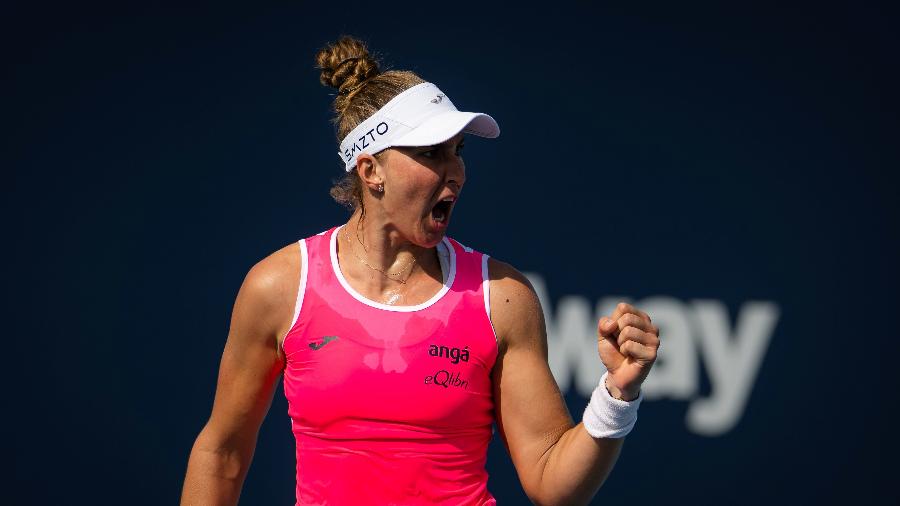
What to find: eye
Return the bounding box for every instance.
[420,148,437,159]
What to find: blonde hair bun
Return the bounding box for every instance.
[315,36,381,111]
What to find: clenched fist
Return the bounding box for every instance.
[597,302,660,401]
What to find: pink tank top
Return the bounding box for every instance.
[281,225,499,505]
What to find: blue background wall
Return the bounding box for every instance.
[7,2,899,504]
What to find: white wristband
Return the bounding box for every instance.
[582,371,643,439]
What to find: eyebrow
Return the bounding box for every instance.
[432,137,465,149]
[404,136,465,153]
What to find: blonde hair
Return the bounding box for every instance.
[315,36,424,210]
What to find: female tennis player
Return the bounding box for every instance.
[181,36,659,505]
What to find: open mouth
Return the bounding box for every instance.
[430,196,455,226]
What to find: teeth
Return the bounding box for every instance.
[442,197,455,202]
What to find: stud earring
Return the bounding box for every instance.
[376,184,384,193]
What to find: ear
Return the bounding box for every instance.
[356,152,385,193]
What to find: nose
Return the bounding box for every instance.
[445,153,466,190]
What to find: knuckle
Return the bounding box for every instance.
[617,302,631,312]
[637,310,651,324]
[621,313,638,326]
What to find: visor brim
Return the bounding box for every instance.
[391,111,500,148]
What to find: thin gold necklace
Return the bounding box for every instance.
[343,228,418,284]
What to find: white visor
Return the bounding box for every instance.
[338,82,500,172]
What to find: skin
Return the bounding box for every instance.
[180,133,660,505]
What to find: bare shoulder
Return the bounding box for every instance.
[234,241,302,352]
[487,257,538,306]
[242,242,301,304]
[487,257,547,353]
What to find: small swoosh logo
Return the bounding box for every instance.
[309,335,339,350]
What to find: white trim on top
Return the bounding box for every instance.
[482,253,499,344]
[281,239,309,352]
[329,225,456,312]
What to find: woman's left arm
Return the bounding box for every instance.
[489,258,659,506]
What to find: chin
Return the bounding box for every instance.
[422,234,446,249]
[418,225,447,248]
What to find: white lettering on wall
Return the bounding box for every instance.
[524,273,779,437]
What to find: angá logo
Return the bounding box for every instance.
[428,344,470,364]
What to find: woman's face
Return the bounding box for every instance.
[374,133,466,248]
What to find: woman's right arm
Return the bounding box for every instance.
[181,244,299,505]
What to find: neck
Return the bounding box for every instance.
[340,210,439,286]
